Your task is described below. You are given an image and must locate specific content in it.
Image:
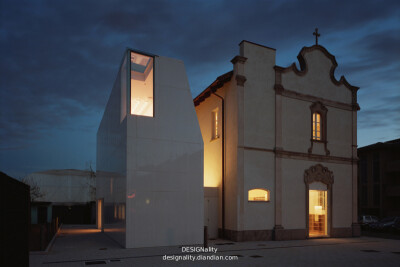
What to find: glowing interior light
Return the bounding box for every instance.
[130,51,154,117]
[309,190,327,236]
[248,189,270,201]
[313,113,321,140]
[212,109,219,139]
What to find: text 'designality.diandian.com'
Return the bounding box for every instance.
[162,246,239,262]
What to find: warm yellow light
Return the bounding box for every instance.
[248,189,269,201]
[312,113,321,140]
[211,109,219,140]
[130,51,154,117]
[309,190,327,236]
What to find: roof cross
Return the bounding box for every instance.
[313,28,320,45]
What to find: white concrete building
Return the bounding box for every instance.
[96,49,204,248]
[194,40,360,241]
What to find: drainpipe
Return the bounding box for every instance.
[212,92,225,238]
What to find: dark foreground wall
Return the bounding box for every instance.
[0,172,30,267]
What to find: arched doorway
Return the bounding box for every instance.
[304,164,334,238]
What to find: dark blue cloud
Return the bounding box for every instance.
[1,0,399,177]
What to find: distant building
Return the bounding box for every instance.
[25,169,96,224]
[358,138,400,218]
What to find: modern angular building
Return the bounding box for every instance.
[96,49,204,248]
[195,40,360,241]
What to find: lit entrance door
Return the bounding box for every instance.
[309,187,328,237]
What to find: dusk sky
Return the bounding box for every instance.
[1,0,399,178]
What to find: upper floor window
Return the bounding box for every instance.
[312,112,321,140]
[310,102,327,142]
[211,108,219,140]
[130,51,154,117]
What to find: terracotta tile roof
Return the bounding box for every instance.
[193,71,233,106]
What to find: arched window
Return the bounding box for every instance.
[312,112,321,140]
[248,188,270,202]
[309,102,327,142]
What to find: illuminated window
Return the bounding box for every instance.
[211,109,219,140]
[248,189,270,202]
[310,102,327,142]
[130,51,154,117]
[312,113,321,140]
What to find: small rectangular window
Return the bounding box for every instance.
[312,113,321,140]
[130,51,154,117]
[248,189,270,202]
[211,109,219,140]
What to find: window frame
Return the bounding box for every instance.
[211,108,220,140]
[309,102,327,143]
[128,49,156,118]
[248,188,270,202]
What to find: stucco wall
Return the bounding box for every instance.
[241,42,276,150]
[281,159,353,230]
[281,49,352,104]
[243,150,275,230]
[281,97,352,158]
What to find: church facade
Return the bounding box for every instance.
[194,40,360,241]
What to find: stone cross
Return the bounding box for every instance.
[313,28,320,45]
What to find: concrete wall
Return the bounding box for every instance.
[125,55,204,248]
[97,51,128,247]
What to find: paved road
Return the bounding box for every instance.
[30,225,400,267]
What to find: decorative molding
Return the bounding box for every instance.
[304,164,333,238]
[274,45,360,107]
[274,84,284,95]
[240,145,356,164]
[240,146,274,153]
[304,164,334,186]
[308,102,330,155]
[281,88,354,111]
[235,75,247,86]
[275,148,356,164]
[230,55,247,64]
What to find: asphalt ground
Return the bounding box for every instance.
[29,225,400,267]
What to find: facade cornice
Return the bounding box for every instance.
[280,87,355,111]
[231,56,247,64]
[239,145,357,165]
[274,45,360,108]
